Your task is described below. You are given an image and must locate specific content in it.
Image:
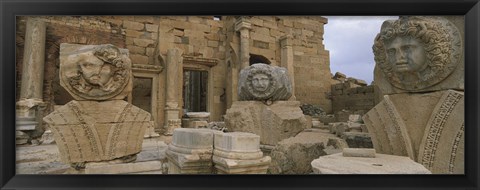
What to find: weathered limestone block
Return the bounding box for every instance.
[213,132,270,174]
[59,43,132,100]
[311,153,431,174]
[16,131,29,145]
[43,100,150,164]
[268,131,348,174]
[342,132,373,148]
[85,160,163,174]
[363,90,464,174]
[224,101,308,146]
[372,16,464,95]
[318,114,335,124]
[238,63,292,102]
[166,128,215,174]
[182,112,210,129]
[342,148,376,158]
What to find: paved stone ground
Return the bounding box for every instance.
[15,136,171,174]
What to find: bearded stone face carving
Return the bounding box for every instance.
[372,16,462,91]
[59,43,132,100]
[238,63,292,102]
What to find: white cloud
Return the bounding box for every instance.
[323,16,398,84]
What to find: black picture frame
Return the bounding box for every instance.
[1,0,479,189]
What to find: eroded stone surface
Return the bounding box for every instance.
[268,131,348,174]
[372,16,463,94]
[166,128,215,174]
[311,153,431,174]
[212,131,270,174]
[224,101,308,146]
[238,63,292,101]
[59,43,132,100]
[363,90,464,174]
[43,100,150,164]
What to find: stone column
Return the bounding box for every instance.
[164,48,183,135]
[280,35,296,100]
[235,17,252,70]
[16,18,47,132]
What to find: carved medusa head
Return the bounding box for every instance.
[372,16,462,90]
[60,44,131,100]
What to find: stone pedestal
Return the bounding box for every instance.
[311,152,431,174]
[224,101,308,146]
[166,128,215,174]
[182,112,210,128]
[43,100,150,164]
[363,90,464,174]
[212,132,270,174]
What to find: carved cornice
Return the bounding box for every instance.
[132,64,163,74]
[183,56,218,67]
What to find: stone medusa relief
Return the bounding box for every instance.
[59,43,132,100]
[238,63,292,103]
[372,16,462,91]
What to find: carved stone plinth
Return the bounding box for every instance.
[212,132,270,174]
[363,90,464,174]
[224,101,308,146]
[166,128,215,174]
[43,100,150,164]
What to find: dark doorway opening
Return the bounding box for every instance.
[183,70,208,112]
[249,54,271,65]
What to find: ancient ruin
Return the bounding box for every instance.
[14,15,464,175]
[225,63,307,146]
[364,16,465,174]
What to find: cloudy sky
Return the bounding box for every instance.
[323,16,398,84]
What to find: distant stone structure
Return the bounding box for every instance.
[364,16,464,174]
[44,44,151,170]
[238,63,292,103]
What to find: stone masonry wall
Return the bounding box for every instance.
[16,16,334,132]
[330,82,378,114]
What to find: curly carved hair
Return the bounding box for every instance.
[245,64,276,99]
[373,16,453,83]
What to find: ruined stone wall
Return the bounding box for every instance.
[224,16,334,113]
[16,15,333,132]
[330,82,379,114]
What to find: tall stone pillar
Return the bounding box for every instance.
[235,17,252,70]
[164,48,183,135]
[280,35,296,100]
[16,18,47,132]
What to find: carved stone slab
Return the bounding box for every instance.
[59,43,132,100]
[43,100,150,164]
[224,101,308,146]
[363,90,464,174]
[418,90,464,174]
[372,16,463,94]
[362,96,415,159]
[238,63,292,101]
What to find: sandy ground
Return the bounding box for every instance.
[15,136,171,174]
